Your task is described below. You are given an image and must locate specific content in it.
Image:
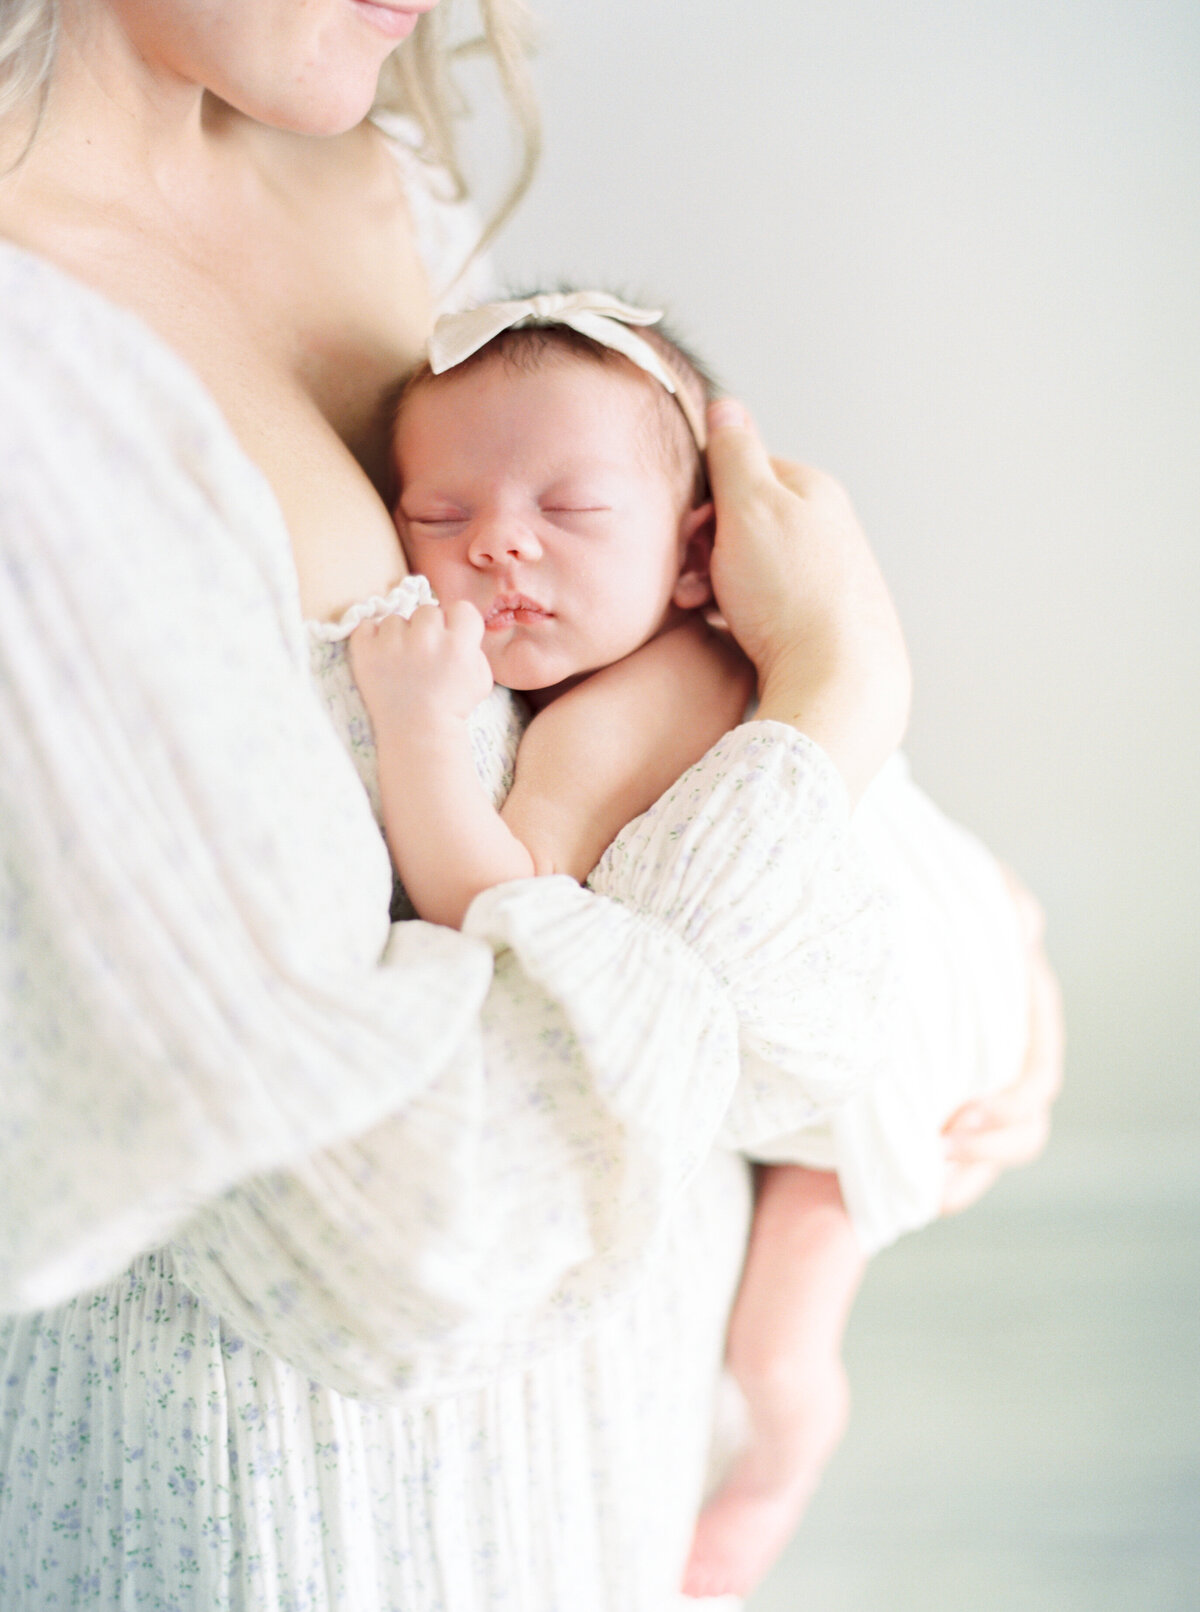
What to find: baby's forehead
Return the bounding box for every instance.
[403,344,655,414]
[395,344,698,495]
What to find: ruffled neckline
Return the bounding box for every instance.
[306,575,434,642]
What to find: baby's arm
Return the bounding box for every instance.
[503,617,754,883]
[349,602,537,929]
[350,608,752,929]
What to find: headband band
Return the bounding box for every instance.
[428,290,708,451]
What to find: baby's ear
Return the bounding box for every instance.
[672,501,715,610]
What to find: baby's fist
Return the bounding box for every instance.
[349,601,494,730]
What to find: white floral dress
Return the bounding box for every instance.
[0,128,1027,1611]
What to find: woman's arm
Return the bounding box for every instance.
[715,753,1060,1253]
[691,405,1060,1247]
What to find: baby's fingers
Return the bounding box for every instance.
[348,614,390,670]
[442,599,485,643]
[403,602,450,643]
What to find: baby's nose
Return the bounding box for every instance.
[467,516,542,567]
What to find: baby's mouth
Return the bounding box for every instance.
[484,594,553,629]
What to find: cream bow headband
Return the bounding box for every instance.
[428,290,708,451]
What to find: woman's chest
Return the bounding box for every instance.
[18,129,438,622]
[141,234,433,622]
[187,326,416,622]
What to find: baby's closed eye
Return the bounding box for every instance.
[403,511,469,534]
[540,504,613,531]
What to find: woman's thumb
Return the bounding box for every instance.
[705,397,775,503]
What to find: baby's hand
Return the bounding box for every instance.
[348,602,494,735]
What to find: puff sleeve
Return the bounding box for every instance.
[742,755,1030,1253]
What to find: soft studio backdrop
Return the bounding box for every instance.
[456,3,1200,1607]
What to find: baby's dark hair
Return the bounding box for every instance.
[395,291,719,507]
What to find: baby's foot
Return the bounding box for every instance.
[681,1360,850,1600]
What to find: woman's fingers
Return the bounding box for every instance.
[940,1159,1003,1217]
[951,948,1064,1120]
[704,398,777,490]
[705,401,829,533]
[998,863,1046,947]
[703,398,911,800]
[941,894,1065,1196]
[944,1107,1052,1169]
[941,861,1064,1222]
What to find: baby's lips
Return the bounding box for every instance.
[484,593,552,624]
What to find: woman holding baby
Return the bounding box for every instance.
[0,2,1061,1607]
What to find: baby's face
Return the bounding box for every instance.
[392,354,708,695]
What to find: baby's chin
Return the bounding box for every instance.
[484,646,557,691]
[483,644,586,709]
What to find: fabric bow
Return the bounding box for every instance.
[428,290,707,449]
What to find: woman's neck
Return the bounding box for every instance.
[0,12,242,232]
[0,14,434,625]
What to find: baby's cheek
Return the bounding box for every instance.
[411,554,465,603]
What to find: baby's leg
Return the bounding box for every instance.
[682,1165,863,1600]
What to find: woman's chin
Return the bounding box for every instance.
[217,46,395,138]
[233,82,383,138]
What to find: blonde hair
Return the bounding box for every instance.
[0,0,540,237]
[0,0,57,138]
[377,0,540,252]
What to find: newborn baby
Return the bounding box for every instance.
[349,292,984,1597]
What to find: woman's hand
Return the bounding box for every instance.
[704,400,911,803]
[941,870,1065,1214]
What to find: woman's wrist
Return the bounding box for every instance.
[755,653,904,806]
